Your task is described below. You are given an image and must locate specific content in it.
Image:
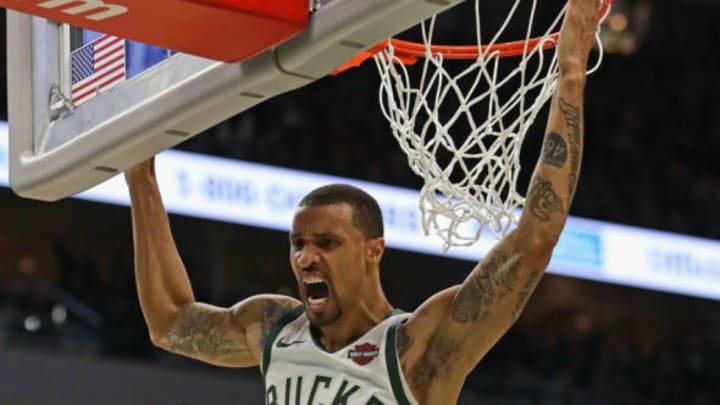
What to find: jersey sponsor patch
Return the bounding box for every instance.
[348,342,379,366]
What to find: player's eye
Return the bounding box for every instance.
[317,237,333,249]
[291,239,304,250]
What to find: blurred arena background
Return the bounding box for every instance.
[0,0,719,404]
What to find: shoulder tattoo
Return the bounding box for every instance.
[259,299,299,347]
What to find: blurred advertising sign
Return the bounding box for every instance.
[1,122,719,300]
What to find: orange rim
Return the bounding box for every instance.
[333,0,612,75]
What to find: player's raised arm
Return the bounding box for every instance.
[396,0,599,400]
[125,159,300,367]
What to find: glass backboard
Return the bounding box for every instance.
[68,29,176,107]
[6,0,463,201]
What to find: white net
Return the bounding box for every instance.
[374,0,605,251]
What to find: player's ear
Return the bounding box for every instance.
[366,237,385,264]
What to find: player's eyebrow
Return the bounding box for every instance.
[314,232,339,240]
[289,232,339,240]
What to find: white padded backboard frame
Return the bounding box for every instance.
[8,0,464,201]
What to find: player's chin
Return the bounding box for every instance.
[306,300,341,327]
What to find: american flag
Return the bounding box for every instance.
[71,34,126,106]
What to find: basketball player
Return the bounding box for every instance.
[124,1,598,403]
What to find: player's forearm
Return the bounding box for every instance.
[516,0,596,250]
[445,76,586,355]
[518,73,585,249]
[128,173,196,342]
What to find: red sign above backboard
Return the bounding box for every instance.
[0,0,309,62]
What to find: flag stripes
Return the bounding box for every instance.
[71,34,126,106]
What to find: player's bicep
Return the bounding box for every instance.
[446,233,551,362]
[451,241,547,327]
[404,235,550,371]
[157,302,255,367]
[158,295,300,368]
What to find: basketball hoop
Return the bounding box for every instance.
[338,0,612,251]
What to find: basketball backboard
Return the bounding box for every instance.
[6,0,464,201]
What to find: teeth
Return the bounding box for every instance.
[308,297,328,305]
[303,276,325,284]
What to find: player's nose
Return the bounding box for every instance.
[296,245,320,269]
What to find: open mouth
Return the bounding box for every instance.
[303,276,330,308]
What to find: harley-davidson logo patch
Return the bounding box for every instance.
[348,342,379,366]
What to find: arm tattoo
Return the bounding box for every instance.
[527,177,564,221]
[558,97,581,201]
[166,309,242,359]
[451,251,522,323]
[511,271,541,320]
[259,300,297,347]
[541,132,568,168]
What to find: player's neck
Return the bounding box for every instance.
[316,283,393,352]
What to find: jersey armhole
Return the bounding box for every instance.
[260,305,305,376]
[386,321,416,405]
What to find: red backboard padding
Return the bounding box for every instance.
[1,0,309,62]
[188,0,308,23]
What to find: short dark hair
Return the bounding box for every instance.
[298,184,384,239]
